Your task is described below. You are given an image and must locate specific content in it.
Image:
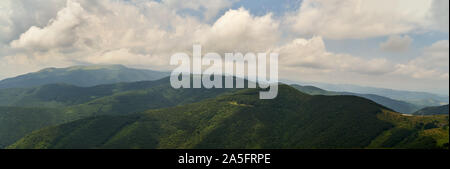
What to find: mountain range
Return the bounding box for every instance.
[1,65,444,114]
[0,65,169,89]
[291,85,420,114]
[284,80,449,108]
[8,85,449,149]
[0,65,448,149]
[413,105,449,116]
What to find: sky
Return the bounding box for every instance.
[0,0,449,94]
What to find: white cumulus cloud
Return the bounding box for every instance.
[380,35,413,52]
[286,0,443,39]
[199,8,280,53]
[0,0,448,93]
[10,0,85,50]
[395,40,449,79]
[276,36,394,75]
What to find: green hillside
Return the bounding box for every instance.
[9,85,447,149]
[368,111,448,149]
[290,85,336,95]
[0,77,236,148]
[291,84,421,114]
[0,107,64,148]
[0,79,167,108]
[413,105,449,116]
[0,65,169,89]
[59,81,236,121]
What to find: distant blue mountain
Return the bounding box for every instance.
[291,84,421,114]
[283,79,449,108]
[0,65,169,89]
[413,104,449,115]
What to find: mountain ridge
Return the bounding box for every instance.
[0,65,169,89]
[413,105,449,116]
[291,84,421,114]
[284,80,449,107]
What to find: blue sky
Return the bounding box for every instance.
[231,0,302,16]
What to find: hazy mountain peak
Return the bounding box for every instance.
[66,64,127,71]
[0,65,169,89]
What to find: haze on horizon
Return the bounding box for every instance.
[0,0,449,94]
